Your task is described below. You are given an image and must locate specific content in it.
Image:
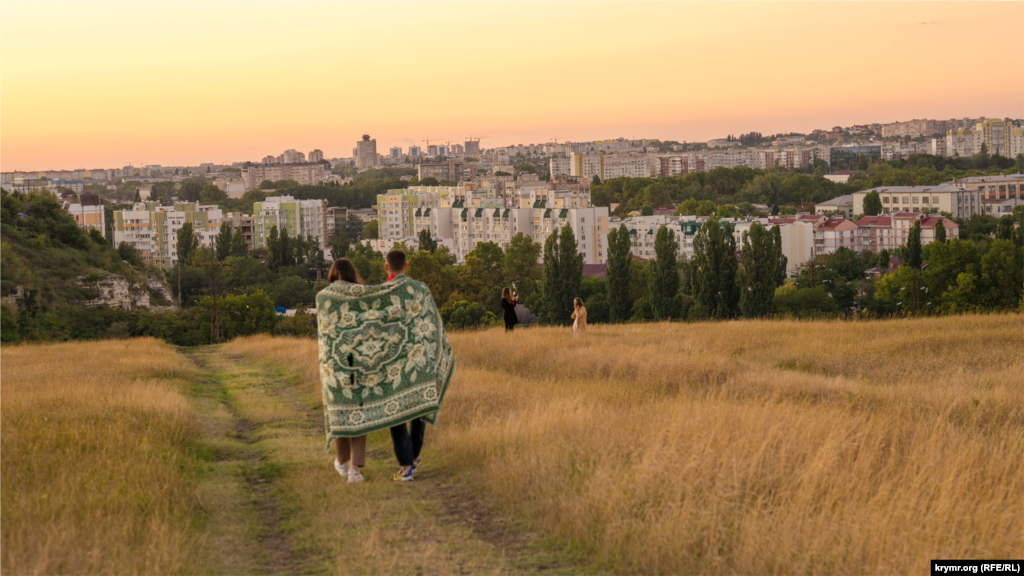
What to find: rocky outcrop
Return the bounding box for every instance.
[77,274,176,311]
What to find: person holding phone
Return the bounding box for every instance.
[501,287,519,332]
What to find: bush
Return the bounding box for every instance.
[439,300,498,330]
[773,284,839,318]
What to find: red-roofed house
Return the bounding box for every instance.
[814,217,859,255]
[919,216,959,244]
[769,217,797,224]
[798,214,827,226]
[855,216,895,252]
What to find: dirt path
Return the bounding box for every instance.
[186,346,586,575]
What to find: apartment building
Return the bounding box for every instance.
[308,149,324,163]
[374,185,610,265]
[251,195,327,249]
[945,119,1024,158]
[113,202,224,266]
[814,217,860,255]
[356,135,377,169]
[549,156,571,177]
[240,161,329,189]
[325,206,348,239]
[852,184,982,219]
[61,192,105,232]
[223,212,255,251]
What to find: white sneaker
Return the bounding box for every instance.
[334,459,349,477]
[348,469,365,483]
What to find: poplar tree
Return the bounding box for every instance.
[230,227,248,257]
[771,225,788,286]
[417,228,438,253]
[650,226,680,319]
[691,217,739,319]
[934,219,946,243]
[558,224,583,322]
[266,225,280,269]
[542,230,563,323]
[907,220,922,269]
[607,224,633,322]
[740,222,777,318]
[216,222,233,260]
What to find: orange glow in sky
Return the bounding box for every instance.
[2,1,1022,171]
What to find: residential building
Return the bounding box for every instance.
[855,216,898,253]
[814,217,860,255]
[326,206,348,239]
[408,146,422,160]
[356,135,377,169]
[112,202,224,266]
[550,156,571,177]
[240,161,329,190]
[465,140,481,157]
[61,192,105,232]
[251,195,327,249]
[308,149,324,163]
[373,185,609,265]
[417,160,476,182]
[389,147,402,160]
[919,215,959,244]
[814,194,854,218]
[50,180,85,193]
[945,119,1024,158]
[824,171,859,183]
[224,212,255,251]
[706,138,738,149]
[349,208,377,223]
[282,149,305,163]
[852,184,982,219]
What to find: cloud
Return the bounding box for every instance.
[402,138,415,144]
[916,21,943,25]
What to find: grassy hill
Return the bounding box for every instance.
[1,189,174,342]
[2,315,1020,574]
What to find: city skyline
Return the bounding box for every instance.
[2,1,1023,171]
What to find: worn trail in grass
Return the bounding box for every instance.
[187,346,582,576]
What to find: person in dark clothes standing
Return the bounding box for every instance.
[501,287,519,332]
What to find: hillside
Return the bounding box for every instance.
[1,189,174,341]
[3,315,1020,575]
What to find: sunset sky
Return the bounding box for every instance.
[2,1,1022,171]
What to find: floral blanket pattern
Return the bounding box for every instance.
[316,275,455,449]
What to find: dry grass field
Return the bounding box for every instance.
[225,314,1024,575]
[1,339,201,575]
[3,314,1021,575]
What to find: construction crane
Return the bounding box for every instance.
[465,135,491,143]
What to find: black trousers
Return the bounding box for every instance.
[390,418,425,467]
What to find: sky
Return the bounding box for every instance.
[2,1,1023,171]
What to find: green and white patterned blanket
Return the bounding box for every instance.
[316,275,455,450]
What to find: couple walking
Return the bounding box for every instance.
[501,289,587,339]
[316,249,456,483]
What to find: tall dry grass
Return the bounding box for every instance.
[232,314,1023,574]
[1,339,201,575]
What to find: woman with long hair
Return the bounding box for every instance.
[501,287,519,332]
[325,258,367,483]
[571,297,587,340]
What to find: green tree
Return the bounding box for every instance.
[328,231,349,260]
[863,191,883,216]
[179,177,208,202]
[935,218,946,243]
[417,228,438,253]
[364,220,379,239]
[979,239,1023,309]
[176,222,198,265]
[739,222,777,318]
[607,224,633,322]
[200,184,228,205]
[592,175,602,186]
[266,225,280,269]
[770,226,788,286]
[542,230,564,324]
[907,220,922,269]
[215,222,232,260]
[996,214,1015,241]
[117,242,143,266]
[439,301,498,330]
[407,250,448,305]
[558,224,584,323]
[230,227,248,257]
[503,233,542,305]
[279,226,294,267]
[691,217,739,319]
[650,226,680,319]
[259,180,275,190]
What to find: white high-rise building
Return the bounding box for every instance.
[112,202,224,267]
[372,185,610,264]
[408,146,422,160]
